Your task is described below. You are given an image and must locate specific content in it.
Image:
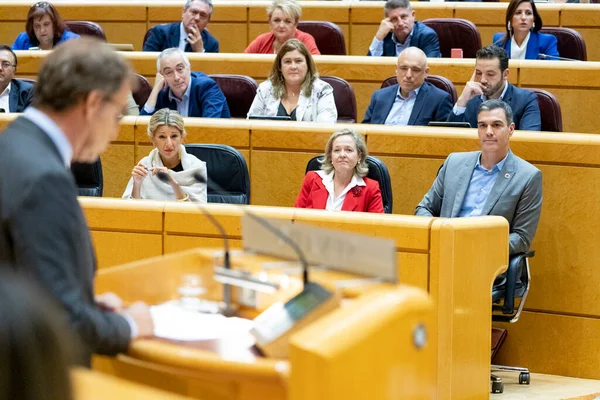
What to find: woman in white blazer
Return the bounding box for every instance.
[247,38,338,123]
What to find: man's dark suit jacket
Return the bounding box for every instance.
[6,79,34,112]
[367,21,441,58]
[140,72,231,118]
[362,81,452,125]
[448,83,541,131]
[143,22,219,53]
[0,117,131,363]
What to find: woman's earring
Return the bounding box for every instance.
[507,21,511,32]
[532,22,535,29]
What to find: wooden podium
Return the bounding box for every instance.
[94,248,435,400]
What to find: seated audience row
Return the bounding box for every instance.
[9,0,565,61]
[127,100,541,258]
[0,46,33,113]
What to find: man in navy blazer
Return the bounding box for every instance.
[367,0,441,58]
[0,45,33,113]
[143,0,219,53]
[363,47,452,125]
[448,45,541,131]
[141,48,230,118]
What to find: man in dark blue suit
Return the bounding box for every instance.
[141,48,230,118]
[143,0,219,53]
[0,45,33,113]
[367,0,441,58]
[363,47,452,126]
[448,45,541,131]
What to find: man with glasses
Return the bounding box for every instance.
[143,0,219,53]
[0,45,34,113]
[141,47,230,118]
[0,38,154,364]
[367,0,441,58]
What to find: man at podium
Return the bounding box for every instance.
[0,38,154,364]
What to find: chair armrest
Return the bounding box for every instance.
[502,251,535,314]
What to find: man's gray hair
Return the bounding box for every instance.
[32,38,134,112]
[156,48,191,72]
[478,99,514,126]
[184,0,213,16]
[384,0,412,16]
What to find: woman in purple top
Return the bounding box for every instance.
[12,2,80,51]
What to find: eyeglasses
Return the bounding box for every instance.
[0,61,15,69]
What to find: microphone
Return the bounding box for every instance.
[192,172,311,287]
[155,171,235,315]
[539,53,581,62]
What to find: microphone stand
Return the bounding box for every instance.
[156,171,235,316]
[192,172,311,287]
[539,53,581,62]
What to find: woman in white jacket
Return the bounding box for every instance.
[122,108,207,202]
[248,38,338,123]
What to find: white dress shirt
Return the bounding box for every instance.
[0,82,11,113]
[316,170,366,211]
[384,86,420,126]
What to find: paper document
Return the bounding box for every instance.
[151,301,254,342]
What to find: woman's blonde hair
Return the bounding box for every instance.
[147,108,186,140]
[321,129,369,178]
[267,0,301,23]
[268,38,318,99]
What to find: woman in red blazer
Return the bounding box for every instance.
[295,129,384,213]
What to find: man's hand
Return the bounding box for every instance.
[456,69,485,107]
[375,18,394,41]
[187,26,204,53]
[95,292,124,312]
[123,302,154,338]
[152,73,167,93]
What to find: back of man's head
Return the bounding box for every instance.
[478,99,514,126]
[476,45,509,73]
[32,38,133,112]
[384,0,412,15]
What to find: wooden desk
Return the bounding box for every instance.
[12,52,600,134]
[73,368,194,399]
[85,200,508,400]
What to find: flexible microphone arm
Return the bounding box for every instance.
[193,172,311,286]
[156,171,235,315]
[539,53,581,62]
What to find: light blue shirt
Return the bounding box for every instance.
[384,86,420,126]
[168,80,192,117]
[22,107,72,168]
[453,81,510,116]
[459,153,508,217]
[143,77,192,117]
[369,30,413,57]
[179,22,188,51]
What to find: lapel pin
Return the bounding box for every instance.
[505,173,510,179]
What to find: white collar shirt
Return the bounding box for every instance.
[0,82,11,113]
[316,170,366,211]
[510,31,531,60]
[22,107,73,168]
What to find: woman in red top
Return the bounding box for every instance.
[245,0,320,55]
[295,129,384,213]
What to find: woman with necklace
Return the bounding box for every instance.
[247,38,337,123]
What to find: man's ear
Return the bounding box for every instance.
[509,122,515,137]
[83,89,104,118]
[503,67,510,81]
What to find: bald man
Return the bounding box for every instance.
[363,47,452,126]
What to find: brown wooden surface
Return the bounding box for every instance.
[13,53,600,134]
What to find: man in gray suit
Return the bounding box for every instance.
[0,38,154,364]
[415,99,542,255]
